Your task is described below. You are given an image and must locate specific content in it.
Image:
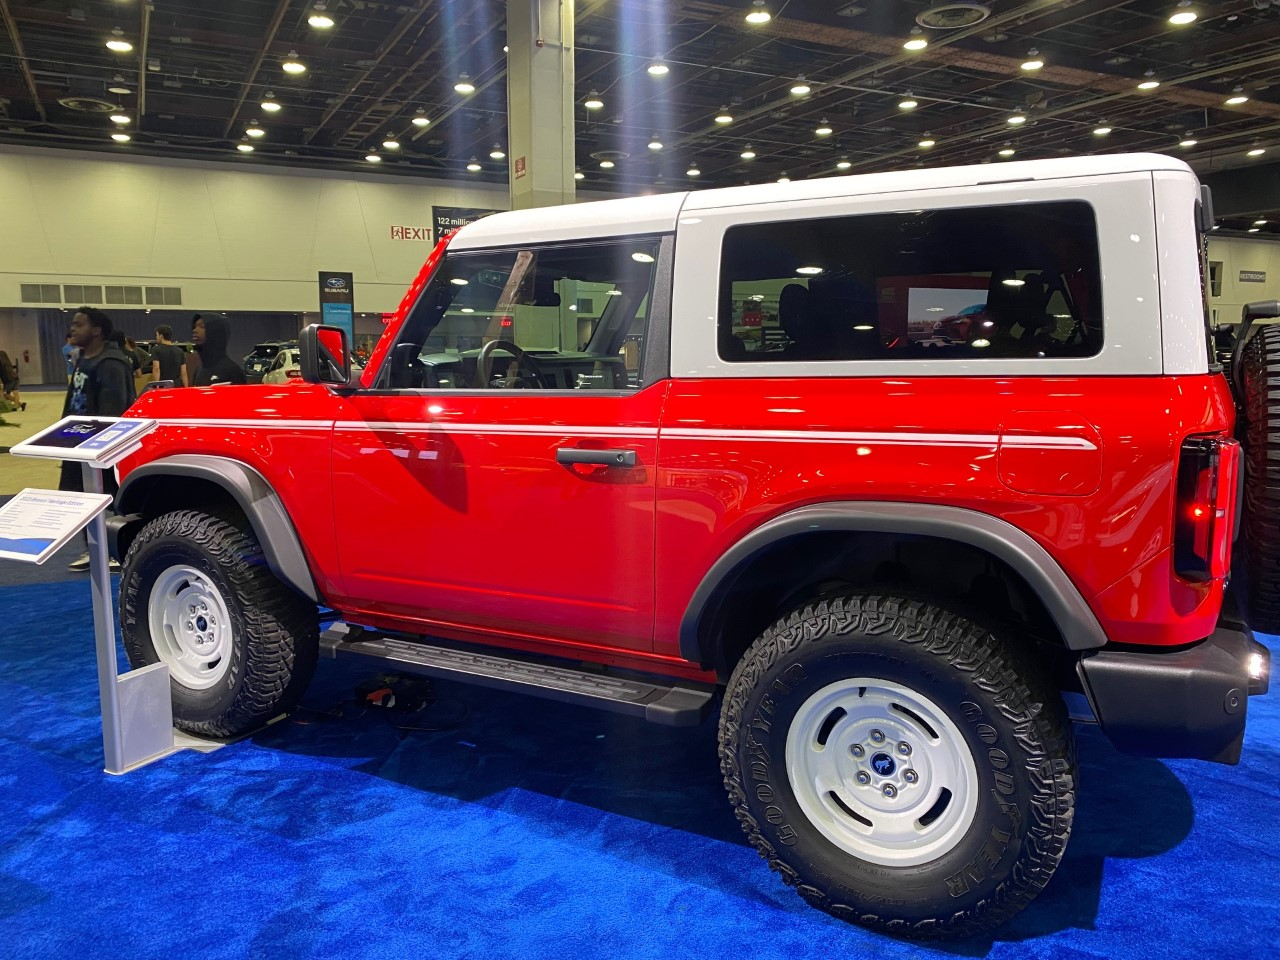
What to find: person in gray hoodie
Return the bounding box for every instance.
[192,313,247,385]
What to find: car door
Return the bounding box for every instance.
[329,236,669,654]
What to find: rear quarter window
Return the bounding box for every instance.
[718,201,1103,362]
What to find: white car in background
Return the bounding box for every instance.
[261,347,361,385]
[260,347,303,384]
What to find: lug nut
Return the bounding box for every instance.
[904,769,918,784]
[898,741,912,756]
[882,784,898,798]
[870,729,885,743]
[850,744,865,758]
[856,771,872,785]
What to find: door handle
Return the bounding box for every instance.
[555,447,637,467]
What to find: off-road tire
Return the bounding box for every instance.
[718,594,1075,940]
[121,509,319,737]
[1242,324,1280,634]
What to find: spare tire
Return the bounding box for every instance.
[1242,324,1280,635]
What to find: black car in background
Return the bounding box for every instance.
[243,341,298,384]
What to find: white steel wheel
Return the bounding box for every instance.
[147,564,235,690]
[785,678,980,867]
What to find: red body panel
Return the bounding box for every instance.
[651,374,1235,656]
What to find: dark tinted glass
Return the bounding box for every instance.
[718,201,1102,362]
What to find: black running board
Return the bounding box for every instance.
[319,624,715,727]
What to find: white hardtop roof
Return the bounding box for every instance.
[447,153,1193,248]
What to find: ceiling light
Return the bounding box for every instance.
[790,76,811,96]
[308,3,335,28]
[898,96,918,110]
[686,165,701,177]
[1168,2,1197,26]
[454,73,476,94]
[106,28,132,53]
[110,114,130,125]
[796,266,823,275]
[1180,137,1198,147]
[1138,71,1159,90]
[740,146,756,159]
[632,252,656,264]
[647,61,669,76]
[1248,227,1261,233]
[584,91,604,110]
[108,85,132,96]
[918,137,935,148]
[246,125,265,138]
[261,92,282,113]
[836,158,851,170]
[714,107,733,124]
[574,170,585,180]
[1008,114,1027,125]
[383,139,401,150]
[282,52,306,74]
[1021,50,1044,71]
[467,157,482,171]
[648,135,663,151]
[451,278,469,286]
[366,153,381,163]
[411,110,430,127]
[1255,220,1269,226]
[1093,125,1112,135]
[599,159,615,169]
[1247,148,1266,157]
[1226,87,1249,105]
[777,173,790,183]
[904,27,927,51]
[1003,278,1026,287]
[489,144,505,159]
[110,132,131,143]
[999,147,1016,157]
[238,143,255,153]
[815,120,833,136]
[745,1,771,24]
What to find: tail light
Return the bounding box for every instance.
[1173,435,1239,581]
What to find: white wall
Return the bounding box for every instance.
[0,308,45,389]
[0,144,510,313]
[1208,235,1280,324]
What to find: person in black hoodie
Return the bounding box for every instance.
[192,313,247,385]
[61,306,136,570]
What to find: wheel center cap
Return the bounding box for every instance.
[870,752,896,777]
[196,616,208,632]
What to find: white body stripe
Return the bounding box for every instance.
[155,418,1092,451]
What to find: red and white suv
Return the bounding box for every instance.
[110,153,1277,939]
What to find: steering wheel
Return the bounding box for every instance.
[474,339,547,389]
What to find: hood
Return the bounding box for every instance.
[198,313,231,362]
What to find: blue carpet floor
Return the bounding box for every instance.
[1,578,1278,960]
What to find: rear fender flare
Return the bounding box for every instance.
[679,501,1108,666]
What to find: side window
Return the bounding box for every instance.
[718,201,1103,362]
[380,237,662,390]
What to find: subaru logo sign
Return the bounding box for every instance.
[325,277,347,288]
[870,753,896,777]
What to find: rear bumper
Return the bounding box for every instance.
[1077,624,1270,765]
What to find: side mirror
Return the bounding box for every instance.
[299,323,351,385]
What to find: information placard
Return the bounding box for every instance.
[0,488,113,564]
[9,416,157,466]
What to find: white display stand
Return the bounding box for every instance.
[7,417,221,774]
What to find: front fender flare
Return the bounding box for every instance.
[679,501,1108,665]
[116,454,319,603]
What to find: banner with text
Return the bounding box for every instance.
[432,206,503,242]
[318,271,355,346]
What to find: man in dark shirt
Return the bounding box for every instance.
[61,306,135,571]
[149,324,188,387]
[192,313,247,385]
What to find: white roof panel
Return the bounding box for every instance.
[448,192,689,249]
